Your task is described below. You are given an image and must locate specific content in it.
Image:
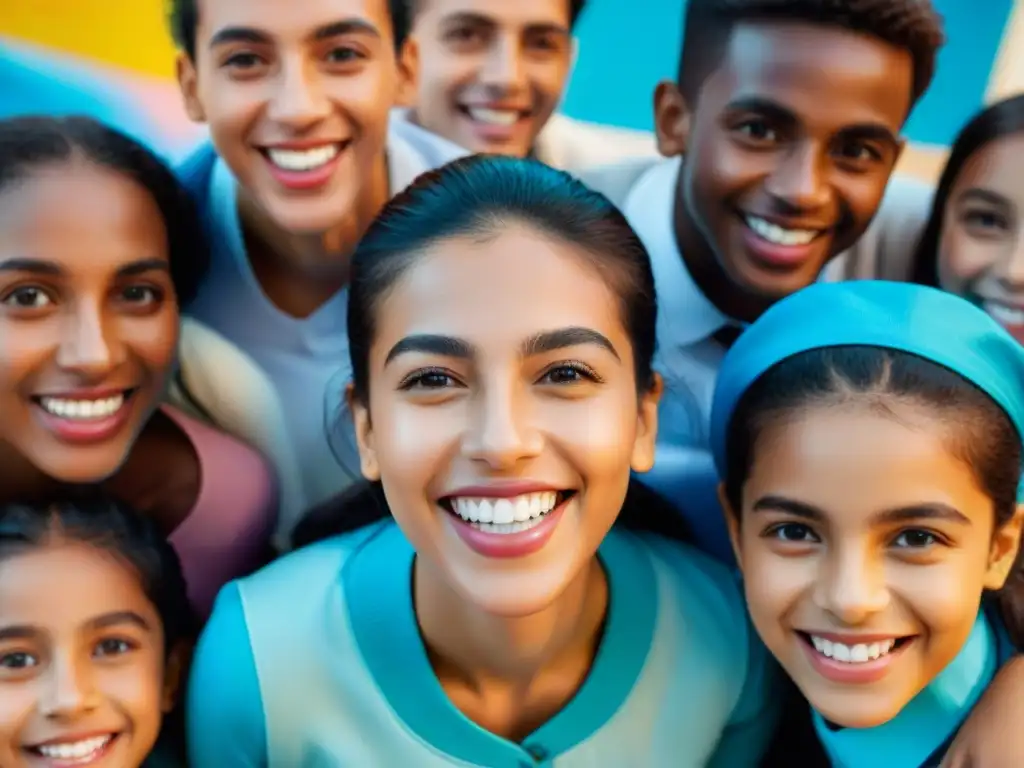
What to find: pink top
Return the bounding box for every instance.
[163,406,277,619]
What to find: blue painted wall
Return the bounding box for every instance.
[563,0,1015,146]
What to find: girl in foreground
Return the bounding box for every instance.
[0,116,277,616]
[910,94,1024,344]
[712,281,1024,766]
[0,498,194,767]
[188,156,777,765]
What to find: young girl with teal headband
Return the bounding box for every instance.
[711,280,1024,766]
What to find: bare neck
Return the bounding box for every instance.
[414,556,608,737]
[238,154,390,318]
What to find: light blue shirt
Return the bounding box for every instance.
[815,611,1006,768]
[187,522,779,766]
[186,117,465,524]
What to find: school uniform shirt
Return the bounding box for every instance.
[187,521,779,767]
[390,109,658,174]
[578,157,934,561]
[178,116,467,538]
[814,608,1016,768]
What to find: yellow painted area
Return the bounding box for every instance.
[0,0,178,79]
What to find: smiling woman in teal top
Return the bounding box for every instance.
[187,155,778,766]
[710,281,1024,767]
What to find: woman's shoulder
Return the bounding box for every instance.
[623,530,755,657]
[236,521,391,604]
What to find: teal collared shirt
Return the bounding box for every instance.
[187,521,779,766]
[814,610,1010,767]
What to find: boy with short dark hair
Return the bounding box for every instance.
[583,0,943,555]
[168,0,466,537]
[393,0,657,169]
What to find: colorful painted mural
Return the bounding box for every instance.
[2,0,1022,175]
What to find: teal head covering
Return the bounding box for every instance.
[709,281,1024,499]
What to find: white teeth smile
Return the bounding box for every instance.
[745,215,820,246]
[810,635,898,663]
[465,107,523,127]
[450,491,560,534]
[39,394,125,421]
[34,734,114,761]
[266,144,340,171]
[983,300,1024,327]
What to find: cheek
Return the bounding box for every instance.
[198,75,260,134]
[891,550,992,633]
[538,395,638,474]
[528,63,569,103]
[126,314,179,378]
[939,228,1002,292]
[0,326,52,392]
[100,658,167,744]
[838,176,890,228]
[0,683,35,746]
[373,401,455,496]
[739,541,809,629]
[329,72,397,127]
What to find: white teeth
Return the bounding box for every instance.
[266,144,340,171]
[466,107,522,127]
[36,735,113,761]
[810,635,898,664]
[984,300,1024,327]
[451,492,560,534]
[745,215,819,246]
[39,394,125,421]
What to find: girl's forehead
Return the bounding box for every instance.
[373,233,627,355]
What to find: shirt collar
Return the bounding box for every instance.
[813,611,998,768]
[344,521,657,765]
[621,157,732,349]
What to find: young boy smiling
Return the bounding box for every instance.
[393,0,656,170]
[581,0,943,560]
[169,0,466,532]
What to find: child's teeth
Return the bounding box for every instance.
[810,635,898,663]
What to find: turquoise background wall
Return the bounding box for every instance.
[563,0,1016,146]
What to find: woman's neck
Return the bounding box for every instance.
[239,154,390,318]
[415,555,609,739]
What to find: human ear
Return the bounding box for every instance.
[653,80,690,158]
[984,503,1024,590]
[349,384,381,481]
[630,373,662,473]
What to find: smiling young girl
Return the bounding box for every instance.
[910,94,1024,345]
[0,498,194,768]
[188,155,777,766]
[711,281,1024,766]
[0,116,277,616]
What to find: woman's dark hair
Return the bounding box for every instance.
[723,346,1024,648]
[348,154,657,401]
[298,154,693,547]
[911,94,1024,287]
[0,115,209,307]
[0,497,197,763]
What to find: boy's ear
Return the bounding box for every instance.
[653,80,690,158]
